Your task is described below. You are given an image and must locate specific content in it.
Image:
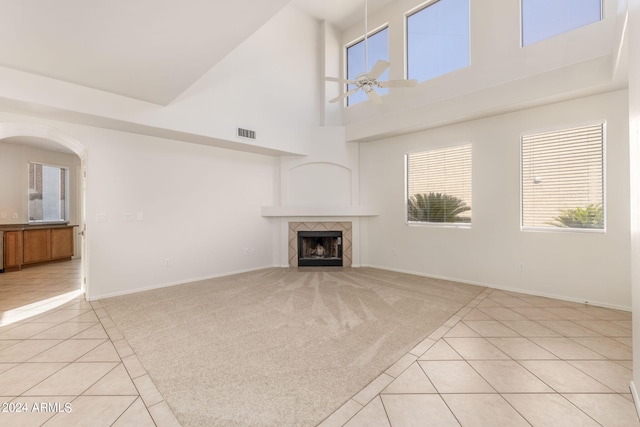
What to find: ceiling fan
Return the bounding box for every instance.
[325,0,417,105]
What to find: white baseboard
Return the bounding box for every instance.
[88,264,278,301]
[363,264,631,312]
[632,381,640,421]
[89,263,631,312]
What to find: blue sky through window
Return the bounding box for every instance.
[407,0,470,83]
[346,27,389,106]
[522,0,602,46]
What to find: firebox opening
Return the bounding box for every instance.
[298,231,343,267]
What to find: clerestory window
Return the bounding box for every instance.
[406,0,470,83]
[346,26,389,106]
[521,0,602,46]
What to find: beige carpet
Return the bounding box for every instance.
[101,268,485,426]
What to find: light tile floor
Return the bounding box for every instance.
[320,287,639,427]
[0,260,179,427]
[1,260,638,426]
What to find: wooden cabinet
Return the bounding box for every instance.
[51,227,74,260]
[4,230,23,271]
[23,228,51,264]
[2,225,75,271]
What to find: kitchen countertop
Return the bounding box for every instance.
[0,224,78,231]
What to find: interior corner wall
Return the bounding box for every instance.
[321,22,343,127]
[162,4,321,154]
[359,90,631,309]
[273,126,362,266]
[280,126,355,207]
[627,0,640,406]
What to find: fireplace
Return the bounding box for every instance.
[288,222,352,268]
[298,231,343,267]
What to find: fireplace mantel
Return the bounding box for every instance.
[261,205,379,217]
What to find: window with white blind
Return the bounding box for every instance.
[521,123,604,231]
[406,144,472,225]
[28,162,69,223]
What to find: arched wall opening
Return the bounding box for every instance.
[0,122,89,297]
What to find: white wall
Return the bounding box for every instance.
[281,127,357,208]
[0,111,279,300]
[360,90,631,309]
[160,5,321,154]
[81,128,278,299]
[627,0,640,407]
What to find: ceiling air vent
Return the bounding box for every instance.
[237,127,256,139]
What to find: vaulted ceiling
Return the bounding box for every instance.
[0,0,393,105]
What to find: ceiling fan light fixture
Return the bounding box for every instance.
[324,1,417,105]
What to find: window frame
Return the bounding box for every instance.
[405,143,473,228]
[520,0,603,47]
[519,121,606,234]
[405,0,471,83]
[345,24,390,107]
[28,161,70,224]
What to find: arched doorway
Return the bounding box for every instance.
[0,122,89,297]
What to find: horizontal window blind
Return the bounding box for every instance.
[28,162,68,223]
[406,144,472,224]
[522,123,604,229]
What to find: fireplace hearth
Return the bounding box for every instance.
[297,231,343,267]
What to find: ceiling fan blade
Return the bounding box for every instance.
[378,79,418,88]
[328,87,360,103]
[325,76,357,84]
[367,60,390,80]
[365,88,383,105]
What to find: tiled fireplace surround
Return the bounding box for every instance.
[288,222,352,268]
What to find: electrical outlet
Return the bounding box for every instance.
[518,262,525,271]
[12,213,18,219]
[164,259,170,267]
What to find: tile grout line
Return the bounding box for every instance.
[92,299,181,427]
[321,288,492,426]
[330,288,636,426]
[472,291,627,426]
